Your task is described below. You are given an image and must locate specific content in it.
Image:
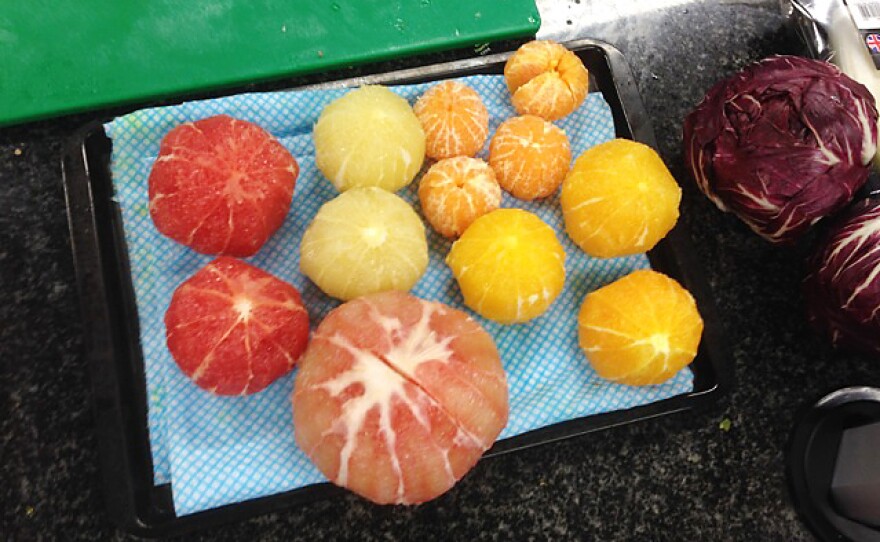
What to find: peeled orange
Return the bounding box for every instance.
[577,269,703,386]
[313,85,425,192]
[504,40,589,121]
[446,209,565,324]
[488,115,571,201]
[299,187,428,301]
[561,139,681,258]
[413,81,489,159]
[418,157,501,238]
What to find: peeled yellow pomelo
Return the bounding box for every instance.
[299,187,428,301]
[446,209,565,324]
[314,85,426,192]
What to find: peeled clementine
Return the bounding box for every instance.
[488,115,571,201]
[504,40,589,121]
[413,81,489,159]
[418,156,501,238]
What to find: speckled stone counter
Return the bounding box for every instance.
[3,1,878,540]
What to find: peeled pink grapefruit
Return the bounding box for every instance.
[292,290,508,504]
[165,257,310,395]
[148,115,298,257]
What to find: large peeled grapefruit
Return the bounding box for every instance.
[292,290,509,504]
[148,115,299,257]
[165,257,310,395]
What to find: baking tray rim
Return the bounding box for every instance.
[61,37,733,538]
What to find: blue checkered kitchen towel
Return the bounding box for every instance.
[105,74,694,515]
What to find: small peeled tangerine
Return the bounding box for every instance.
[489,115,571,201]
[414,80,489,160]
[292,290,509,505]
[504,40,589,121]
[418,156,502,238]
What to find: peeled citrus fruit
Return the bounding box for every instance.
[561,138,682,258]
[446,209,565,323]
[148,115,298,257]
[313,85,425,192]
[504,40,589,121]
[292,290,508,505]
[413,80,489,159]
[578,269,703,386]
[165,257,310,395]
[488,115,571,201]
[418,157,502,238]
[299,187,428,301]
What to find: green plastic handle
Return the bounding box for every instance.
[0,0,539,126]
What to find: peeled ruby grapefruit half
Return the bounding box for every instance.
[292,290,509,504]
[148,115,298,257]
[165,257,310,395]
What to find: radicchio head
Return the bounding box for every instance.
[684,55,878,243]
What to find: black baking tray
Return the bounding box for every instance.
[61,39,733,538]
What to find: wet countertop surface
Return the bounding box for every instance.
[3,1,879,540]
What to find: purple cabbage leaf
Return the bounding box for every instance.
[805,197,880,356]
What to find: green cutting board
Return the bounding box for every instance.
[0,1,539,126]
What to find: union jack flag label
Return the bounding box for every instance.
[865,32,880,53]
[862,31,880,69]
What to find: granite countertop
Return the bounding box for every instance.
[3,1,879,540]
